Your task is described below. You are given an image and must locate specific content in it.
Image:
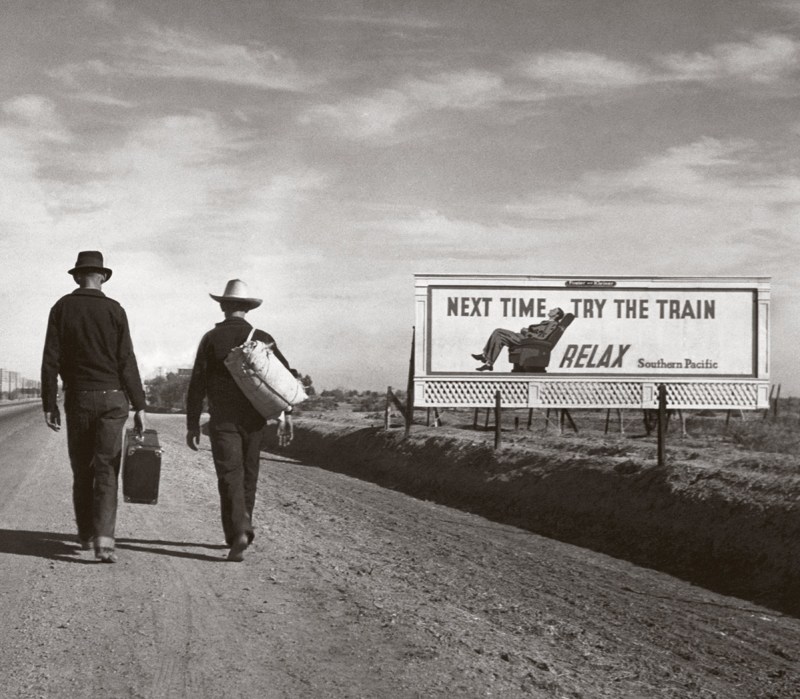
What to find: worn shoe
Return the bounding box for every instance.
[95,547,117,564]
[471,353,486,362]
[476,364,493,372]
[227,533,249,562]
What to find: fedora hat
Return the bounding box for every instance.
[68,250,112,280]
[209,279,262,309]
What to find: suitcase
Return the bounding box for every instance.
[122,428,162,504]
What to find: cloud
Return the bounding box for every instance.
[0,100,327,258]
[0,99,331,381]
[301,88,413,140]
[514,34,800,98]
[517,51,653,92]
[130,25,317,91]
[503,137,800,275]
[84,0,115,21]
[66,113,328,246]
[2,95,72,143]
[51,25,318,93]
[300,69,504,140]
[659,34,800,84]
[402,70,505,109]
[316,10,443,31]
[303,32,799,143]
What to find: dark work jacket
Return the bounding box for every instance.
[185,317,293,432]
[41,288,147,413]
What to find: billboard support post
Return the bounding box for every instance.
[494,391,502,450]
[404,327,416,437]
[763,384,776,420]
[657,384,668,467]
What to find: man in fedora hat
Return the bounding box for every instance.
[41,251,147,563]
[186,279,297,562]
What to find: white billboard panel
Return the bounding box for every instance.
[414,275,770,410]
[429,285,754,376]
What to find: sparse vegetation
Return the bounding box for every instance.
[144,370,316,413]
[306,396,800,456]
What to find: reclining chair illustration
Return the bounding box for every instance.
[507,313,575,373]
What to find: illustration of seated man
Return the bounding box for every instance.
[472,307,572,372]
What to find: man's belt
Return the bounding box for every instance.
[70,389,123,394]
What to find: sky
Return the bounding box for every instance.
[0,0,798,394]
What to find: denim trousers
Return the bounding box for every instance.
[209,420,263,545]
[65,390,129,549]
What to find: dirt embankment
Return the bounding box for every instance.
[282,415,800,616]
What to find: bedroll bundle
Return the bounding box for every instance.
[224,333,307,419]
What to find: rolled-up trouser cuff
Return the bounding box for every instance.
[95,536,115,550]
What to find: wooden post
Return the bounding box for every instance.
[604,409,624,434]
[657,384,667,467]
[426,407,431,426]
[484,408,490,430]
[764,384,775,420]
[563,409,578,434]
[384,386,392,430]
[527,408,533,430]
[433,408,441,427]
[774,384,781,419]
[643,410,656,437]
[494,390,502,450]
[514,416,519,431]
[404,327,415,437]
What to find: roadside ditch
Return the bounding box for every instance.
[276,416,800,617]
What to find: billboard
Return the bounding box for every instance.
[414,275,770,409]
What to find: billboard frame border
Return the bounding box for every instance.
[414,274,770,411]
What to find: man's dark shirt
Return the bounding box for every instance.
[41,288,147,413]
[186,317,293,432]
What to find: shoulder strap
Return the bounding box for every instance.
[245,327,256,342]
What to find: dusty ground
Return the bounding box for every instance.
[1,402,799,698]
[289,406,800,615]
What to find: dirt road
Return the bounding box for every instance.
[1,404,798,698]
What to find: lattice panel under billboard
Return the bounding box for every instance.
[660,382,758,408]
[416,379,766,410]
[536,381,642,408]
[423,380,529,407]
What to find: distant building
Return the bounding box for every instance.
[0,369,39,398]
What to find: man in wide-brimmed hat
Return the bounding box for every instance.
[41,251,147,563]
[185,279,297,562]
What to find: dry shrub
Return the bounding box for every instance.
[727,418,800,456]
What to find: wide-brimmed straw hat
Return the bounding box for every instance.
[209,279,262,309]
[68,250,112,280]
